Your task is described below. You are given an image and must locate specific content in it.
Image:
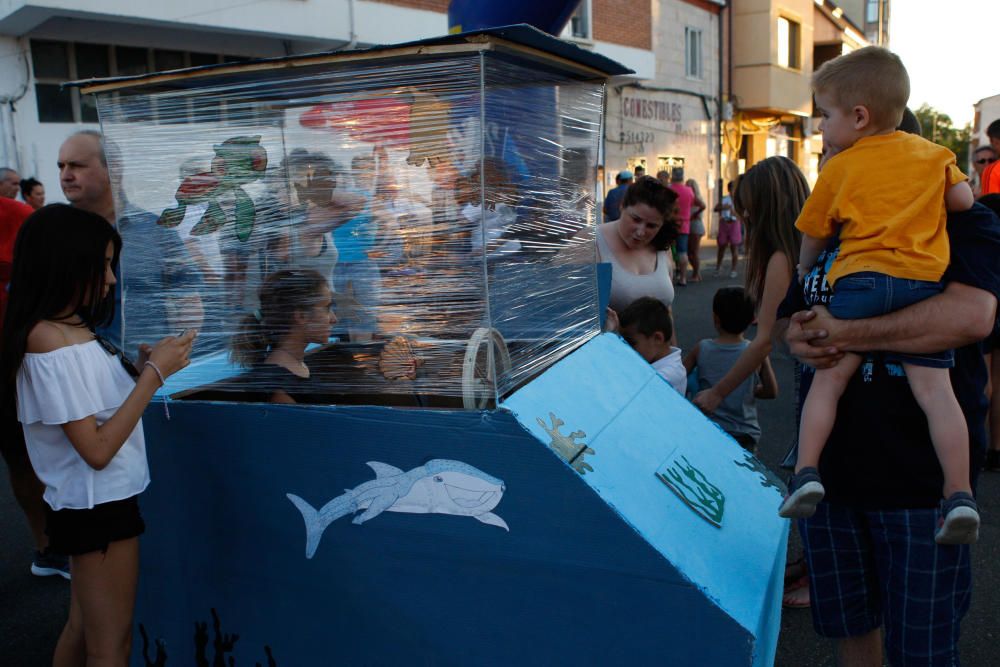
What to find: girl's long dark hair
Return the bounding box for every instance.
[0,204,121,401]
[733,157,809,303]
[230,269,328,367]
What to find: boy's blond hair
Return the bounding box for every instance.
[812,46,909,131]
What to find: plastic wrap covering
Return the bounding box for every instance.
[93,51,603,408]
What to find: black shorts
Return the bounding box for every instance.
[45,495,146,556]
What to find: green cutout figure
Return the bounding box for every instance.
[158,135,267,242]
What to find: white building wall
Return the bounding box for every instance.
[0,1,449,204]
[975,94,1000,148]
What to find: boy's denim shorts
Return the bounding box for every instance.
[829,271,952,368]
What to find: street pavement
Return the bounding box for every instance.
[1,242,998,665]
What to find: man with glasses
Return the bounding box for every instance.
[973,145,998,197]
[980,119,1000,197]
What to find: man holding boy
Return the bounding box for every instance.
[775,47,1000,664]
[780,169,1000,666]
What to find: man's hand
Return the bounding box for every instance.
[800,305,855,350]
[786,309,845,369]
[693,387,724,414]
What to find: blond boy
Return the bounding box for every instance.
[781,47,980,545]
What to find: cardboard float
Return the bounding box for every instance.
[73,26,788,666]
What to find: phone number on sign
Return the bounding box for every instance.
[620,130,655,144]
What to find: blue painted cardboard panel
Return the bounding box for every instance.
[133,400,756,665]
[502,333,788,665]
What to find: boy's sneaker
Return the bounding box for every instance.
[31,549,70,580]
[935,492,980,545]
[778,467,825,518]
[729,270,738,279]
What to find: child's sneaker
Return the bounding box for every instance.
[778,467,825,518]
[934,492,980,545]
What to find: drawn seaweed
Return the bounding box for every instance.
[137,606,275,665]
[656,455,725,527]
[139,623,167,667]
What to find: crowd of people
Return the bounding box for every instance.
[1,42,1000,666]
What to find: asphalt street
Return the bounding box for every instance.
[1,242,998,666]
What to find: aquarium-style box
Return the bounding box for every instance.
[74,26,787,666]
[86,24,613,409]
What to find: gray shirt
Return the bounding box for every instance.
[695,338,760,441]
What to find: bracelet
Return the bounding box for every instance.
[143,361,166,387]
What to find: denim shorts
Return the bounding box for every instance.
[675,233,689,255]
[829,272,952,368]
[800,503,971,666]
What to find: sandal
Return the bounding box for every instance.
[784,557,807,585]
[782,583,811,609]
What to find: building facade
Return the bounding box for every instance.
[599,0,725,220]
[724,0,870,187]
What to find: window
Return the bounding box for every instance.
[777,17,801,69]
[685,28,703,79]
[866,0,880,23]
[561,0,592,41]
[30,40,229,124]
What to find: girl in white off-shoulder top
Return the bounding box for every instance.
[0,205,195,666]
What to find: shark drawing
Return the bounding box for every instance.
[287,459,509,558]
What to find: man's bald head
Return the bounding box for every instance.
[59,131,113,219]
[0,167,19,198]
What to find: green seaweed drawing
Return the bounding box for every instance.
[733,450,786,496]
[536,412,595,475]
[656,455,725,527]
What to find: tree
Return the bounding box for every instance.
[914,104,971,167]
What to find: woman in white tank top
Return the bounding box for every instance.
[593,176,680,313]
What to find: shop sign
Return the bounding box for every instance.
[622,97,683,122]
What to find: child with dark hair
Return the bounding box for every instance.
[616,296,686,395]
[0,204,194,665]
[230,269,337,403]
[684,287,777,452]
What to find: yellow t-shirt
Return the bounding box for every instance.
[795,131,967,287]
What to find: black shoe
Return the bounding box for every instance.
[985,449,1000,472]
[31,549,70,580]
[935,492,980,545]
[778,467,825,519]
